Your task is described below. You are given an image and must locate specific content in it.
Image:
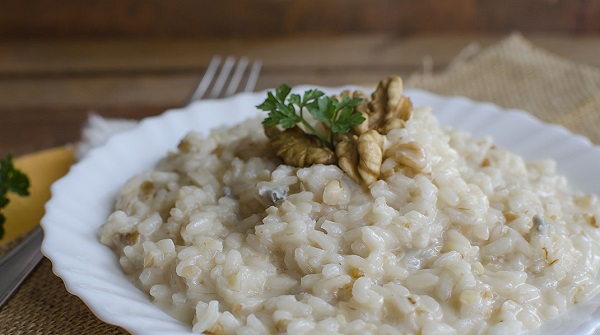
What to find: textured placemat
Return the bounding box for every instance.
[406,33,600,144]
[2,33,600,334]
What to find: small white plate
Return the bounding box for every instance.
[41,87,600,335]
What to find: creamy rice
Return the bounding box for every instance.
[100,105,600,335]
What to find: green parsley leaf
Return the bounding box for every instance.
[0,154,31,239]
[0,214,5,240]
[275,84,292,101]
[256,98,276,112]
[8,170,29,196]
[308,97,334,123]
[279,113,302,129]
[288,93,301,107]
[302,89,325,105]
[258,84,365,150]
[331,103,366,134]
[0,196,8,208]
[336,97,364,112]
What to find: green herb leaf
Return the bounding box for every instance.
[0,214,4,239]
[8,170,29,196]
[307,96,365,134]
[0,154,31,239]
[302,89,325,105]
[279,114,302,129]
[332,105,366,133]
[308,97,334,123]
[288,93,301,106]
[258,84,365,150]
[0,196,8,208]
[336,97,363,112]
[275,84,292,101]
[256,99,276,112]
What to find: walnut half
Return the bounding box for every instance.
[361,75,413,135]
[336,130,385,186]
[357,130,385,185]
[336,133,361,184]
[334,76,418,186]
[264,125,336,167]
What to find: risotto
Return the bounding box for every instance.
[100,83,600,335]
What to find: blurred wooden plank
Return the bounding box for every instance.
[0,34,475,109]
[0,0,598,39]
[2,35,600,109]
[0,35,432,75]
[0,76,198,108]
[1,34,600,157]
[2,35,600,78]
[0,68,420,108]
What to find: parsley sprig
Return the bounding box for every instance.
[257,84,365,150]
[0,154,30,239]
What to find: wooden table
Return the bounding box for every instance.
[2,33,600,158]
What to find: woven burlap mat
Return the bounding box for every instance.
[406,33,600,144]
[2,33,600,334]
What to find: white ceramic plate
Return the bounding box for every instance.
[41,87,600,335]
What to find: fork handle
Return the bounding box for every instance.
[0,227,44,307]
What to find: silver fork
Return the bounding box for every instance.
[0,55,262,308]
[188,55,262,102]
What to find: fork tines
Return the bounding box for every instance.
[188,56,262,103]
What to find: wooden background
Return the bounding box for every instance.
[1,0,600,157]
[2,0,600,38]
